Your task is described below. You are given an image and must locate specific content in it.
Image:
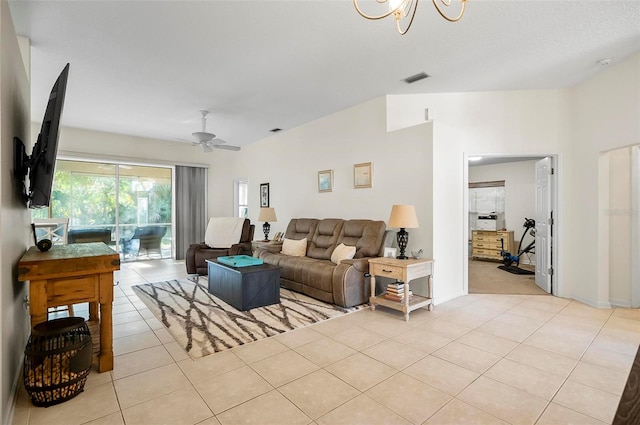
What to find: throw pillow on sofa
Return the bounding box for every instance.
[281,238,307,256]
[331,243,356,265]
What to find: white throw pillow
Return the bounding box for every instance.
[331,243,356,265]
[281,238,307,257]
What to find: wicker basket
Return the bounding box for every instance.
[23,317,93,407]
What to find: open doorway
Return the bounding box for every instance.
[465,155,558,295]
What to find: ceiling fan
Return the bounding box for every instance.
[190,110,240,152]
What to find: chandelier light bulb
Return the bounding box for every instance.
[354,0,468,35]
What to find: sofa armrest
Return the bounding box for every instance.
[332,258,373,308]
[229,241,253,256]
[339,257,372,273]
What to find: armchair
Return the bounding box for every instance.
[186,218,254,275]
[121,225,167,259]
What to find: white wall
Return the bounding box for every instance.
[386,53,640,307]
[0,2,31,422]
[469,160,538,237]
[571,54,640,307]
[48,125,249,224]
[387,90,571,301]
[235,97,433,252]
[608,146,632,307]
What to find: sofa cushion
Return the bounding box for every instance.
[331,243,356,265]
[307,219,343,260]
[284,218,319,241]
[281,237,307,257]
[338,220,386,258]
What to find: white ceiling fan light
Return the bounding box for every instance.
[189,110,241,152]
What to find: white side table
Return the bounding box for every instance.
[368,257,434,321]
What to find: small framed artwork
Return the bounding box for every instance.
[354,162,372,188]
[318,169,333,193]
[260,183,270,207]
[384,247,397,258]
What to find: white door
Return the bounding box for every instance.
[535,157,553,293]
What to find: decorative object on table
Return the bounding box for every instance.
[383,247,397,258]
[23,317,93,407]
[411,249,423,259]
[186,218,254,276]
[384,281,413,302]
[217,255,264,267]
[32,218,69,252]
[318,169,333,192]
[353,162,372,188]
[132,279,364,358]
[258,207,277,241]
[259,182,270,207]
[353,0,468,35]
[388,204,419,259]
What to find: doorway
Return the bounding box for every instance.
[465,155,558,296]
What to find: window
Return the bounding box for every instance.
[32,159,173,261]
[234,178,248,218]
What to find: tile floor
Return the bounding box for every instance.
[11,259,640,425]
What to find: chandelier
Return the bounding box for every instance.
[353,0,468,35]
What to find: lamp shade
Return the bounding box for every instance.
[258,207,277,222]
[388,204,419,228]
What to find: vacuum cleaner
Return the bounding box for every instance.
[501,218,536,267]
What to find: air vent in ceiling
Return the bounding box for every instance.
[270,128,282,133]
[404,72,430,84]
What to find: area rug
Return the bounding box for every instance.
[132,279,363,358]
[498,265,535,275]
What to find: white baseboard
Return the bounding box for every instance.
[3,359,23,425]
[434,291,467,305]
[609,298,632,308]
[571,294,612,309]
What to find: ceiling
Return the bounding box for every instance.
[8,1,640,148]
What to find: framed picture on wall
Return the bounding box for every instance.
[260,183,270,207]
[318,170,333,193]
[354,162,372,188]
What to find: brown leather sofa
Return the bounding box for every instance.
[186,219,255,275]
[254,218,387,308]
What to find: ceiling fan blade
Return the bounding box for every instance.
[202,144,213,152]
[213,144,241,151]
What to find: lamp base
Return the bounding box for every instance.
[396,228,409,259]
[262,222,271,242]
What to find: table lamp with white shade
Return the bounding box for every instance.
[388,204,419,259]
[258,207,277,242]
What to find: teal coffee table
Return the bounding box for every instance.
[206,259,280,311]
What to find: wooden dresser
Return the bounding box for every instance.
[471,230,514,261]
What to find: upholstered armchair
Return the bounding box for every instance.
[186,218,254,275]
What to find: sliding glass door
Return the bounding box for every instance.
[33,159,173,261]
[117,164,172,260]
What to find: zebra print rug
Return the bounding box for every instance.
[132,279,362,359]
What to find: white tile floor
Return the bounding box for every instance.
[12,259,640,425]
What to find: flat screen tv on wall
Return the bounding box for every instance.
[14,63,69,208]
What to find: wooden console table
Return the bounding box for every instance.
[18,242,120,372]
[368,257,434,321]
